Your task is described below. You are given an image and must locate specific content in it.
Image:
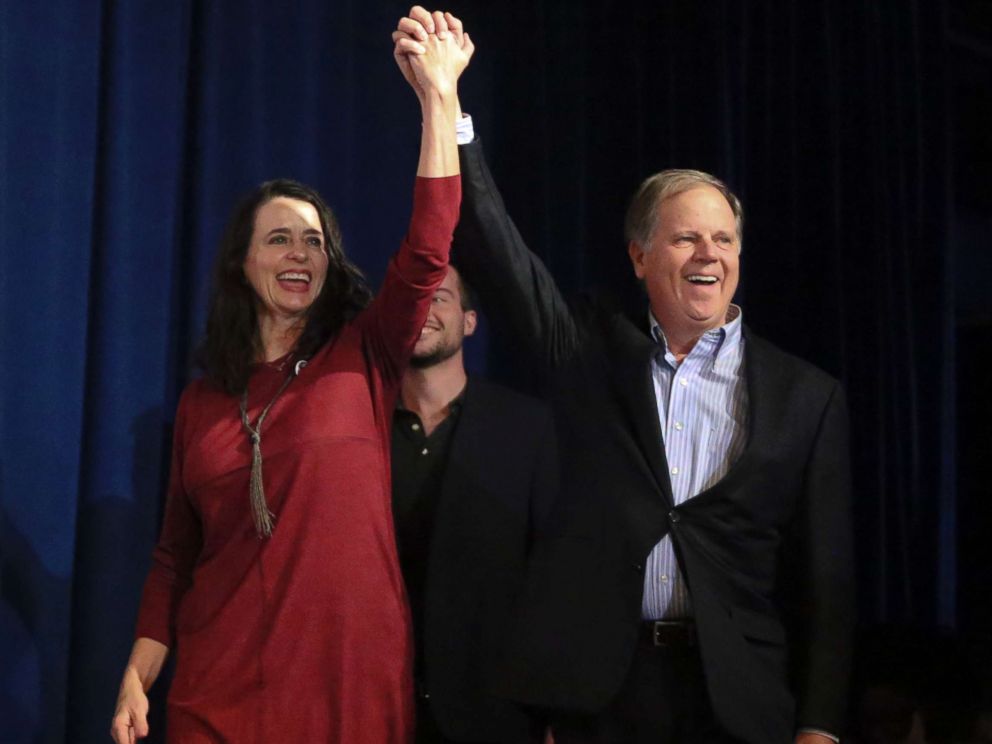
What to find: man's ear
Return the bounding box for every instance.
[463,309,478,337]
[628,240,647,280]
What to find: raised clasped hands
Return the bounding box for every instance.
[392,6,474,104]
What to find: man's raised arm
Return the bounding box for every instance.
[395,6,580,370]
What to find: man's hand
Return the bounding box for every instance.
[392,7,473,104]
[110,666,149,743]
[406,29,470,102]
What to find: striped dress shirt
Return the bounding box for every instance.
[641,305,749,620]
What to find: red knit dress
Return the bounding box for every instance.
[134,176,460,743]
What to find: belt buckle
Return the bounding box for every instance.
[652,620,671,647]
[651,620,691,647]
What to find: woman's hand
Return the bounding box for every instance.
[393,7,474,105]
[110,666,149,743]
[109,638,168,743]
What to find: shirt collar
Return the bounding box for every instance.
[395,385,468,415]
[649,304,743,367]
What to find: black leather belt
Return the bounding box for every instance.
[641,620,697,648]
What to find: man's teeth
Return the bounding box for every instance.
[686,275,718,284]
[278,272,310,282]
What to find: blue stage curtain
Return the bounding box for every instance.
[0,1,963,742]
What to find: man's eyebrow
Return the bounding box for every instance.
[435,287,455,296]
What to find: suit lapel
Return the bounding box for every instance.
[607,314,675,510]
[740,329,770,467]
[605,319,787,510]
[736,330,794,470]
[685,328,788,499]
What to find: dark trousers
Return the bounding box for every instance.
[552,636,742,744]
[415,695,544,744]
[415,695,455,744]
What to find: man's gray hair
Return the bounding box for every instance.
[624,169,744,249]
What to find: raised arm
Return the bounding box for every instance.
[393,8,469,178]
[395,7,579,371]
[360,11,471,385]
[455,139,580,370]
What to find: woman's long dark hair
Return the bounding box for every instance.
[198,179,372,395]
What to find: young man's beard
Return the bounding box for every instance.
[409,337,462,369]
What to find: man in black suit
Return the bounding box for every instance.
[392,264,557,744]
[448,133,856,744]
[393,10,853,743]
[446,126,857,742]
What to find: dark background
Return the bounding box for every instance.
[1,1,989,741]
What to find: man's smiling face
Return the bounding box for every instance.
[628,184,740,343]
[411,265,477,369]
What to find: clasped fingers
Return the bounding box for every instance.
[407,32,472,97]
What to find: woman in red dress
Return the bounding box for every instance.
[111,15,473,743]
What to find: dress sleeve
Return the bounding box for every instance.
[358,175,461,385]
[134,386,203,647]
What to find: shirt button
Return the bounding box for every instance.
[421,447,429,455]
[679,378,688,387]
[669,510,681,524]
[411,423,421,431]
[674,422,684,431]
[670,466,679,475]
[660,574,669,583]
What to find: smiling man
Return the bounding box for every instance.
[626,172,741,360]
[391,265,557,744]
[451,141,855,744]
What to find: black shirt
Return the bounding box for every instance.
[391,394,464,679]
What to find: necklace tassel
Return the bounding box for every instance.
[240,366,297,539]
[249,433,276,537]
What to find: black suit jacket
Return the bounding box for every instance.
[452,139,856,744]
[414,377,557,742]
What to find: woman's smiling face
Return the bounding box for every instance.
[243,196,330,322]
